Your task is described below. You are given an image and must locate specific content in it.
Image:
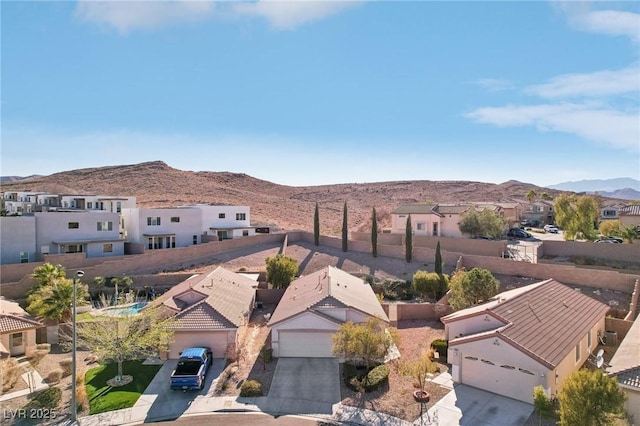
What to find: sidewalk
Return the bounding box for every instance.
[0,363,48,403]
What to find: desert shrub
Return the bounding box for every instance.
[344,363,389,393]
[361,364,390,392]
[36,343,51,351]
[430,339,448,363]
[47,368,64,384]
[380,280,414,301]
[76,382,89,411]
[1,357,24,391]
[59,357,73,376]
[239,379,262,397]
[29,387,62,409]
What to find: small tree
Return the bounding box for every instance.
[371,207,378,258]
[77,304,176,383]
[448,268,500,311]
[558,369,626,426]
[533,386,553,425]
[398,350,438,395]
[598,220,621,237]
[554,194,599,240]
[413,271,443,301]
[332,318,398,373]
[314,202,320,246]
[342,202,349,252]
[434,240,443,275]
[405,214,412,263]
[621,225,637,243]
[265,254,298,289]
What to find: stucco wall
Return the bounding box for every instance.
[542,240,640,263]
[0,216,37,264]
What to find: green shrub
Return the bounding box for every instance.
[430,339,448,363]
[28,387,62,409]
[239,380,262,397]
[344,363,389,393]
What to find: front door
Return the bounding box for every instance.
[10,332,25,356]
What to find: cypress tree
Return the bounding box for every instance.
[314,202,320,246]
[342,202,348,252]
[371,207,378,258]
[405,214,412,262]
[435,240,442,275]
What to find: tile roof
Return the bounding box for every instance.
[444,279,610,369]
[391,203,439,215]
[172,302,235,330]
[152,266,255,328]
[608,311,640,375]
[620,205,640,216]
[268,266,389,326]
[0,314,44,333]
[611,366,640,390]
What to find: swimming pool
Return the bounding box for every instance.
[101,302,148,317]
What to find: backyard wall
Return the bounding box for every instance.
[604,317,633,342]
[542,240,640,263]
[381,302,452,322]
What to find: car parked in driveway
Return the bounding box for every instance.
[543,224,559,233]
[507,228,532,239]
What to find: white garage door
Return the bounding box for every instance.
[278,330,335,358]
[460,354,539,403]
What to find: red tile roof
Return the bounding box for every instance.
[444,279,610,369]
[0,314,43,334]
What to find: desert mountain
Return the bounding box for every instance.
[1,161,566,233]
[549,177,640,193]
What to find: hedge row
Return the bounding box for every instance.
[344,363,389,393]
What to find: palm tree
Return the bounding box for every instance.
[26,278,90,323]
[526,190,537,204]
[31,263,66,289]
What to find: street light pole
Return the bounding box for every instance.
[72,270,84,424]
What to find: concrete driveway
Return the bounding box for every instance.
[422,383,533,426]
[136,358,226,422]
[250,358,340,416]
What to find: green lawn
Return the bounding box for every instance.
[85,360,162,414]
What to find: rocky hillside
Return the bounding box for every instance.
[0,161,565,234]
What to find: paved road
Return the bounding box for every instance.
[152,412,325,426]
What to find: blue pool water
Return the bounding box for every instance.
[103,302,148,317]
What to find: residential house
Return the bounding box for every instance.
[600,204,625,221]
[441,279,609,403]
[619,204,640,229]
[390,203,442,236]
[186,205,255,240]
[0,211,124,264]
[521,200,554,225]
[0,298,44,357]
[268,266,389,358]
[121,207,203,250]
[150,266,256,359]
[608,313,640,424]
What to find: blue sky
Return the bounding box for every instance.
[2,1,639,187]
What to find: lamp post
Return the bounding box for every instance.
[72,270,84,424]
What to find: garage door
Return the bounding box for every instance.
[278,331,335,358]
[169,331,229,359]
[460,354,539,403]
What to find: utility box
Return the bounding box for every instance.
[605,330,618,346]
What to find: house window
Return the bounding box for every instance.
[236,213,246,221]
[87,202,93,209]
[603,210,616,217]
[587,331,591,349]
[11,333,23,347]
[416,223,425,231]
[464,356,478,361]
[575,343,581,363]
[500,365,515,370]
[20,252,29,263]
[219,213,225,219]
[243,230,249,236]
[103,244,113,253]
[171,217,180,223]
[64,244,83,254]
[97,221,113,231]
[41,245,50,255]
[116,202,121,213]
[68,222,79,229]
[193,235,198,245]
[519,368,535,375]
[147,217,161,226]
[481,359,495,365]
[433,223,439,236]
[537,206,545,212]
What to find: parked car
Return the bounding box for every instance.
[507,228,532,239]
[521,219,540,228]
[595,237,623,244]
[543,224,559,233]
[170,347,213,390]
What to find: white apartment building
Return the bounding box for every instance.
[0,211,124,264]
[191,205,254,240]
[121,207,203,249]
[2,191,136,215]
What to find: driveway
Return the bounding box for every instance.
[422,383,533,426]
[136,358,226,422]
[249,358,340,416]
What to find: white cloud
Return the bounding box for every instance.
[75,0,216,34]
[231,0,361,30]
[466,103,639,152]
[526,65,640,99]
[473,78,514,92]
[554,3,640,43]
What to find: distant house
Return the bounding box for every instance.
[600,204,625,221]
[268,266,389,358]
[390,202,514,238]
[0,298,44,357]
[608,313,640,423]
[150,266,256,359]
[521,200,554,225]
[441,279,609,403]
[619,204,640,228]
